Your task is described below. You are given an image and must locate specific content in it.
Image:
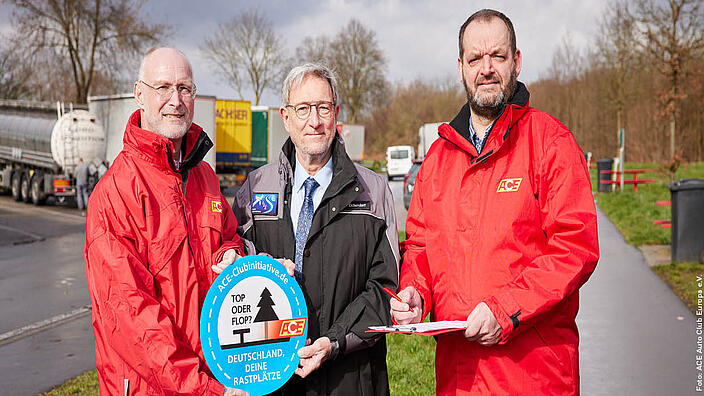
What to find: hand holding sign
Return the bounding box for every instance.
[201,255,308,395]
[223,387,250,396]
[212,249,242,274]
[274,258,295,277]
[295,337,332,378]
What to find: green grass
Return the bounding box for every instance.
[592,161,704,314]
[360,160,384,173]
[652,262,704,313]
[386,333,436,395]
[591,161,704,246]
[387,229,436,394]
[39,370,98,395]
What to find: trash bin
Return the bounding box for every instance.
[596,158,614,193]
[668,179,704,262]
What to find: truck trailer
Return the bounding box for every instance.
[336,124,365,161]
[88,93,217,169]
[417,122,445,159]
[0,100,106,205]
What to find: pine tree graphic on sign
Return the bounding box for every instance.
[254,287,279,322]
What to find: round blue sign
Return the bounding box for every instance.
[201,255,308,395]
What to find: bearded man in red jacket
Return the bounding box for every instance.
[390,9,599,395]
[85,47,249,396]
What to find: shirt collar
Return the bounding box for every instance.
[468,114,495,141]
[293,154,334,193]
[468,114,496,153]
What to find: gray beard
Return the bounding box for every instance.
[465,70,517,120]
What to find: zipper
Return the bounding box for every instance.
[167,145,197,265]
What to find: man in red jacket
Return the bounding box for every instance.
[85,47,248,395]
[390,9,599,395]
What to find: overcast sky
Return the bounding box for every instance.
[2,0,610,107]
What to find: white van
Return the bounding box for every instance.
[386,145,415,180]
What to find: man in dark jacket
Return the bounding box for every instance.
[233,63,399,395]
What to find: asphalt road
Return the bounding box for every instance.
[387,178,407,232]
[0,196,94,395]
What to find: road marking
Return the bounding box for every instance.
[0,198,85,221]
[0,223,45,243]
[0,305,92,347]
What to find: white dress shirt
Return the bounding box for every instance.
[290,155,334,237]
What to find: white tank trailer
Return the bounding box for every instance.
[0,100,107,205]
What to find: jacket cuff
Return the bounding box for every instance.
[412,282,431,320]
[213,242,245,265]
[324,330,347,360]
[484,291,521,344]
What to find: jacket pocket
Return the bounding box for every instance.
[531,325,571,378]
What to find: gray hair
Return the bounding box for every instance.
[138,47,193,81]
[281,63,339,106]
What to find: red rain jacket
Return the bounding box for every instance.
[400,83,599,395]
[85,111,244,395]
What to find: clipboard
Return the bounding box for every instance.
[366,320,466,336]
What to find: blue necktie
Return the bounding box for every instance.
[295,177,319,279]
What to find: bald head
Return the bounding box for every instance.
[134,47,195,144]
[138,47,193,82]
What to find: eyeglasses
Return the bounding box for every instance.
[139,80,197,100]
[285,101,335,120]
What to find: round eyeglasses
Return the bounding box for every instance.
[285,101,335,120]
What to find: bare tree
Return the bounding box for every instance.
[0,43,31,99]
[635,0,704,167]
[294,36,330,66]
[201,9,288,105]
[330,19,388,123]
[6,0,166,103]
[595,0,639,156]
[295,19,388,123]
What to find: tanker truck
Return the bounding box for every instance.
[0,100,106,205]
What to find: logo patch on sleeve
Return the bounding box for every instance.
[497,178,522,193]
[345,200,371,211]
[211,200,223,213]
[252,193,279,215]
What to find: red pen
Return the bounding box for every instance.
[383,287,412,325]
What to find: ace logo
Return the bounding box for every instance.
[497,178,522,193]
[278,318,306,337]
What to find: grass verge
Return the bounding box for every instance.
[651,262,703,313]
[39,370,98,395]
[592,161,704,313]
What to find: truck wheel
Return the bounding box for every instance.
[20,173,31,203]
[11,171,22,201]
[31,175,46,205]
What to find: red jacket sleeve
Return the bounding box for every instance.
[399,165,433,320]
[85,231,225,395]
[483,131,600,343]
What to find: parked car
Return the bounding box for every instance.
[403,161,422,209]
[386,145,415,180]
